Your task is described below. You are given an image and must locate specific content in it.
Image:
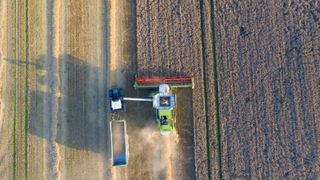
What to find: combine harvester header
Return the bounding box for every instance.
[134,76,194,89]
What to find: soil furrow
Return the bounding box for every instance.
[199,0,212,179]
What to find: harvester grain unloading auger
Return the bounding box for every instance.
[109,76,193,166]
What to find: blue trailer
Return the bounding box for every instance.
[110,120,129,166]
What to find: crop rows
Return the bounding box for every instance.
[137,0,320,179]
[136,0,217,179]
[214,0,319,178]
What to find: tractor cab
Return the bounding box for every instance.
[109,88,125,112]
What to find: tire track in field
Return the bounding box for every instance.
[15,1,30,178]
[1,1,29,179]
[44,0,61,178]
[24,0,29,178]
[198,0,212,179]
[100,0,110,178]
[199,0,222,179]
[12,0,18,178]
[0,0,5,132]
[209,1,223,179]
[52,0,63,179]
[109,1,130,179]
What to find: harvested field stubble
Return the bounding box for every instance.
[214,0,320,179]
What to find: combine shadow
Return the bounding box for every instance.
[55,55,108,153]
[5,55,109,155]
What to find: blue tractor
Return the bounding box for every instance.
[109,88,125,112]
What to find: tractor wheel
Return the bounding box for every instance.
[108,90,113,97]
[119,88,124,97]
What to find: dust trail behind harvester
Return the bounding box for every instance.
[137,125,180,180]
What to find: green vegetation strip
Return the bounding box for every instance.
[11,0,17,179]
[198,1,212,179]
[24,0,29,179]
[209,0,223,179]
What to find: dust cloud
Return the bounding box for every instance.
[137,125,180,179]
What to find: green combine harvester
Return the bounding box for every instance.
[110,76,193,135]
[152,84,176,135]
[109,76,193,166]
[128,76,192,135]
